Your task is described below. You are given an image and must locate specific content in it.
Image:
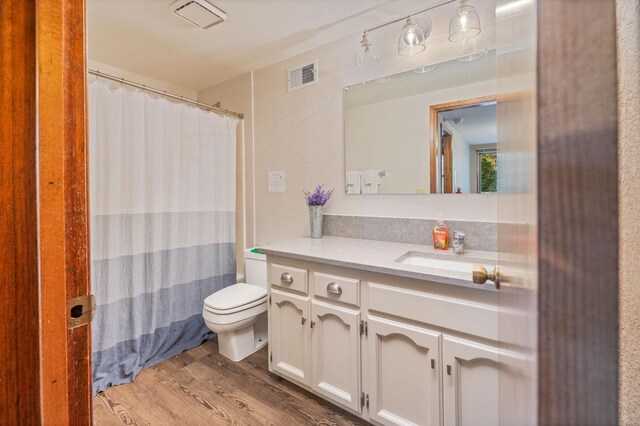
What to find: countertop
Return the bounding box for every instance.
[260,236,499,291]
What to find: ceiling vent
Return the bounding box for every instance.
[288,60,318,92]
[170,0,227,29]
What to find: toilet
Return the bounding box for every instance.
[202,249,268,361]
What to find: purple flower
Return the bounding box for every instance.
[304,185,334,206]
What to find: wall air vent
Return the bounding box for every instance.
[170,0,227,29]
[288,60,318,92]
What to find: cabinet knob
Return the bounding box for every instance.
[472,265,500,289]
[326,282,342,295]
[280,272,294,284]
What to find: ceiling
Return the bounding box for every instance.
[441,102,497,146]
[87,0,438,90]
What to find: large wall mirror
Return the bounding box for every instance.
[344,49,499,195]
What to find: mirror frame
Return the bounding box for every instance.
[429,95,497,194]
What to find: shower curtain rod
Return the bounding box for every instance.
[88,69,244,119]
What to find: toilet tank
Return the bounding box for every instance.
[244,249,267,288]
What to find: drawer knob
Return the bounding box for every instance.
[280,272,294,284]
[327,282,342,295]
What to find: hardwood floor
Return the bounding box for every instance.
[93,339,368,425]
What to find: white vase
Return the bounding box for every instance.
[309,205,323,238]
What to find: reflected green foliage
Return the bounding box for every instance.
[480,154,497,192]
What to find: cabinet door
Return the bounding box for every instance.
[269,289,310,386]
[367,316,441,426]
[310,300,360,412]
[442,335,499,426]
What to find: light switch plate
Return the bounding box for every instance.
[268,171,285,193]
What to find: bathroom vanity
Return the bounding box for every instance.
[262,237,500,426]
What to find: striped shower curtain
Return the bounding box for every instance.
[89,79,237,394]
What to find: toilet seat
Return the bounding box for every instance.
[204,283,267,315]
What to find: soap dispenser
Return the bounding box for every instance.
[433,215,450,250]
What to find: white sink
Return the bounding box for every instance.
[395,251,493,274]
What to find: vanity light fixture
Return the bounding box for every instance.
[448,0,482,43]
[398,16,428,56]
[355,31,381,68]
[354,0,470,69]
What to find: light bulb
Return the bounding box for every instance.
[449,0,481,43]
[398,17,427,56]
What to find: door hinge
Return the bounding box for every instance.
[68,294,96,329]
[360,392,370,409]
[270,352,273,362]
[360,320,364,336]
[360,320,368,336]
[269,295,272,305]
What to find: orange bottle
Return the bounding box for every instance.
[433,215,449,250]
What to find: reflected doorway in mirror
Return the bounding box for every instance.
[429,96,498,194]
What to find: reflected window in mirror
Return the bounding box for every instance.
[477,147,497,193]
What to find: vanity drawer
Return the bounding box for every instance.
[368,282,498,341]
[313,272,360,307]
[270,263,308,294]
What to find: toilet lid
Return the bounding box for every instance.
[204,283,267,311]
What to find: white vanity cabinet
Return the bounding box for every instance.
[266,255,500,426]
[310,299,361,411]
[442,335,500,426]
[268,263,363,412]
[367,315,441,426]
[269,289,310,385]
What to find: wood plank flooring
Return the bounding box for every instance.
[93,339,368,425]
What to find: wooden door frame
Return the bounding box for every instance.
[1,0,91,424]
[429,95,497,194]
[0,2,41,423]
[441,131,453,193]
[2,0,619,424]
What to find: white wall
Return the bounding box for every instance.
[198,1,498,246]
[346,79,495,194]
[198,73,255,277]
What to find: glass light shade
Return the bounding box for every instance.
[355,31,380,68]
[448,1,481,43]
[398,17,426,56]
[415,15,433,40]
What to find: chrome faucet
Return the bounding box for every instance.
[453,231,465,254]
